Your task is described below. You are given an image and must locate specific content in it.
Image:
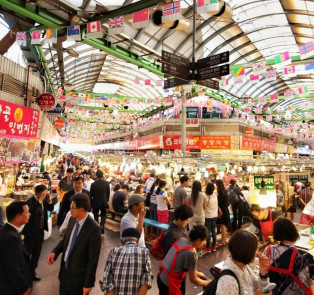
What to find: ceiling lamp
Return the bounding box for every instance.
[65,48,79,58]
[93,82,120,94]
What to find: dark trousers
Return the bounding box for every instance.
[59,266,83,295]
[157,275,186,295]
[205,217,217,248]
[231,201,243,231]
[24,229,44,275]
[92,207,106,229]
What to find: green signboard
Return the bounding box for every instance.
[254,176,275,190]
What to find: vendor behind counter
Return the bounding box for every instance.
[250,204,282,242]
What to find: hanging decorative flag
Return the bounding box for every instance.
[265,70,277,81]
[274,51,290,65]
[44,28,58,44]
[219,78,228,87]
[233,66,245,77]
[252,61,266,74]
[287,105,295,111]
[256,115,263,121]
[243,107,251,113]
[246,98,254,105]
[156,80,163,86]
[56,87,64,95]
[265,115,272,121]
[284,89,294,100]
[144,79,151,86]
[259,97,266,104]
[196,0,210,14]
[301,102,311,110]
[134,77,141,84]
[31,30,42,44]
[132,9,150,29]
[294,113,300,119]
[304,112,312,118]
[299,41,314,59]
[208,0,220,12]
[86,21,103,38]
[305,62,314,71]
[108,16,125,35]
[67,25,81,41]
[284,66,295,75]
[78,93,86,99]
[255,107,263,114]
[234,76,244,84]
[284,114,292,120]
[270,93,279,102]
[297,86,308,96]
[86,93,95,100]
[249,74,260,84]
[16,32,26,46]
[162,1,182,23]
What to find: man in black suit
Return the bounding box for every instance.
[0,201,32,295]
[90,170,110,234]
[47,193,101,295]
[57,176,89,227]
[22,184,54,281]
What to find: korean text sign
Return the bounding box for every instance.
[0,100,40,138]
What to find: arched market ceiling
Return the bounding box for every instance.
[0,0,313,126]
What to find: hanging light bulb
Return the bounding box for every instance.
[261,166,265,172]
[231,169,236,175]
[247,166,252,172]
[219,171,225,178]
[254,166,258,172]
[234,164,237,169]
[238,166,242,171]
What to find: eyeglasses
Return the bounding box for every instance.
[70,205,78,209]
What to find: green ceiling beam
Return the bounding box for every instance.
[252,93,314,101]
[82,32,163,76]
[0,0,66,28]
[93,0,160,21]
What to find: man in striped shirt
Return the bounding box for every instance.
[300,183,312,209]
[101,228,153,295]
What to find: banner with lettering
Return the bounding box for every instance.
[200,136,231,149]
[241,136,262,151]
[164,135,201,150]
[0,100,40,138]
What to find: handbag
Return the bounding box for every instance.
[218,207,223,218]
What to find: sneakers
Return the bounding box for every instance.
[202,247,211,252]
[211,246,217,252]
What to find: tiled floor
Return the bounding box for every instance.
[32,225,229,295]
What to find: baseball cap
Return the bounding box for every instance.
[128,194,146,206]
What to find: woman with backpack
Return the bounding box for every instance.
[203,182,218,252]
[187,180,207,227]
[156,180,171,224]
[215,230,270,295]
[216,179,230,246]
[264,217,314,295]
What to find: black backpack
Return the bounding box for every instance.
[227,189,240,205]
[203,269,240,295]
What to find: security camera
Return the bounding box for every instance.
[123,105,129,110]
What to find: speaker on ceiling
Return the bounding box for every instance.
[151,9,190,31]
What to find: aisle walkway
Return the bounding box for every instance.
[32,225,229,295]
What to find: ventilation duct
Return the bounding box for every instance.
[207,0,233,20]
[152,10,190,31]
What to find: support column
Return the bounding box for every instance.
[181,89,186,156]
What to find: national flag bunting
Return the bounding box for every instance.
[56,87,64,95]
[31,30,42,45]
[246,98,254,105]
[16,32,26,46]
[162,1,182,23]
[284,90,294,99]
[233,66,245,77]
[284,66,295,75]
[299,41,314,59]
[219,78,228,87]
[197,0,219,14]
[265,70,276,81]
[265,115,272,121]
[297,86,308,96]
[249,74,260,84]
[108,16,125,35]
[287,105,295,111]
[274,51,290,65]
[305,62,314,71]
[86,21,103,39]
[259,97,266,104]
[270,93,279,102]
[132,9,149,29]
[134,77,140,84]
[156,80,163,86]
[144,79,151,86]
[44,28,58,44]
[252,61,266,74]
[67,25,81,41]
[234,75,244,84]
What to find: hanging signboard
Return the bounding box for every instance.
[163,135,200,150]
[241,136,262,151]
[54,119,65,129]
[245,128,254,136]
[186,118,199,127]
[38,93,56,111]
[0,100,40,139]
[288,174,308,184]
[254,176,275,190]
[47,103,62,117]
[200,136,231,150]
[262,140,276,152]
[137,136,163,150]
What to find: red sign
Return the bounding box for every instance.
[262,140,276,152]
[241,136,262,151]
[129,140,137,150]
[133,132,139,139]
[54,119,65,129]
[245,128,254,136]
[0,100,40,138]
[125,135,131,141]
[200,136,231,150]
[269,135,276,142]
[137,136,162,150]
[186,118,199,126]
[164,135,201,150]
[38,93,56,111]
